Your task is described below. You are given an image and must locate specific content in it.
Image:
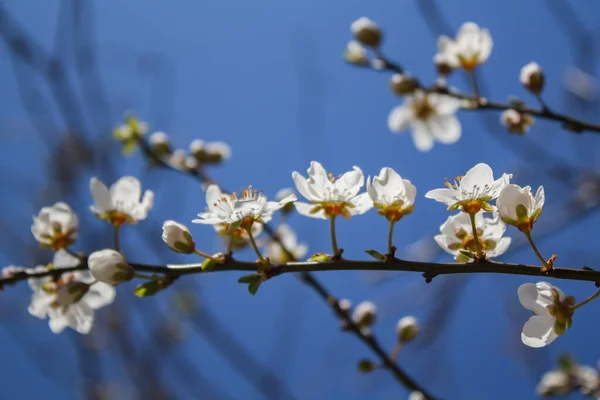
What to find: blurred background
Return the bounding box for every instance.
[1,0,600,399]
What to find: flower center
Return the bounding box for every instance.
[411,95,436,120]
[108,211,135,227]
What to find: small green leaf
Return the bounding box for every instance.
[447,202,461,211]
[308,253,332,262]
[238,274,261,284]
[248,280,262,295]
[364,250,385,261]
[558,353,576,372]
[202,258,219,271]
[134,280,163,297]
[459,249,475,259]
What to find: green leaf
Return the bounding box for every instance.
[364,249,385,261]
[134,280,163,297]
[558,353,576,372]
[308,253,332,262]
[238,274,261,284]
[202,258,219,271]
[248,280,262,295]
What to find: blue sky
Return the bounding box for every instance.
[1,1,600,399]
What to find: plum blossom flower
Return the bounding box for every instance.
[113,115,149,154]
[425,163,511,213]
[193,184,296,231]
[537,359,600,397]
[351,17,381,48]
[261,224,308,263]
[388,90,462,152]
[497,184,544,232]
[367,167,416,222]
[518,282,574,348]
[435,22,493,71]
[31,202,79,250]
[88,249,134,285]
[162,221,196,254]
[90,176,154,226]
[434,212,511,262]
[344,41,369,65]
[28,250,115,334]
[292,161,372,219]
[189,139,231,164]
[500,109,534,135]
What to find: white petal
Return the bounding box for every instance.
[53,249,81,269]
[429,115,461,144]
[460,163,494,192]
[292,171,316,201]
[477,29,493,62]
[90,177,112,212]
[337,166,364,199]
[388,105,412,133]
[534,186,545,211]
[205,185,224,213]
[110,176,142,205]
[28,292,54,319]
[518,283,550,316]
[294,202,327,219]
[424,188,459,206]
[49,313,69,334]
[521,315,558,348]
[349,193,373,215]
[488,237,511,258]
[83,283,116,309]
[410,122,435,152]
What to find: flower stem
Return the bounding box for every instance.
[388,220,396,256]
[389,342,402,361]
[134,272,156,280]
[246,228,266,263]
[572,289,600,310]
[113,225,120,252]
[535,93,549,111]
[193,248,219,261]
[330,216,339,255]
[525,231,552,271]
[468,212,483,258]
[469,71,480,103]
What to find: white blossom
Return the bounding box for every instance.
[90,176,154,226]
[518,282,574,348]
[193,184,296,231]
[88,249,134,285]
[113,115,149,141]
[162,220,195,254]
[28,250,115,334]
[31,202,79,250]
[425,163,511,212]
[189,139,231,163]
[262,224,308,262]
[367,167,416,222]
[344,40,369,65]
[536,370,570,396]
[338,298,352,312]
[169,149,188,170]
[351,17,381,48]
[500,109,534,135]
[292,161,372,219]
[434,212,511,262]
[352,301,377,326]
[149,131,169,147]
[435,22,493,70]
[388,90,462,152]
[497,184,544,231]
[537,364,600,396]
[396,316,419,343]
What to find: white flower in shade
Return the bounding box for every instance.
[396,316,419,343]
[367,167,416,222]
[31,202,79,250]
[90,176,154,226]
[408,392,426,400]
[536,363,599,396]
[162,220,195,254]
[28,250,115,334]
[388,90,462,152]
[351,17,381,48]
[520,62,544,94]
[435,22,493,71]
[536,370,570,396]
[497,184,545,232]
[1,265,24,290]
[344,40,369,65]
[425,163,511,213]
[262,224,308,262]
[577,366,600,395]
[518,282,574,348]
[292,161,372,219]
[434,212,511,262]
[193,184,296,231]
[88,249,134,285]
[500,109,534,135]
[352,301,377,326]
[189,139,231,164]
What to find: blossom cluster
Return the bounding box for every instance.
[345,19,542,151]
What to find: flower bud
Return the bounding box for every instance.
[500,109,534,135]
[338,298,351,312]
[434,54,454,76]
[149,131,171,155]
[343,41,369,66]
[520,62,544,94]
[57,281,90,306]
[184,156,198,171]
[352,301,377,326]
[396,316,419,343]
[88,249,134,285]
[409,392,426,400]
[162,220,195,254]
[389,74,420,96]
[357,359,377,373]
[169,149,187,170]
[351,17,382,48]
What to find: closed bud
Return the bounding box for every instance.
[149,131,171,155]
[162,220,195,254]
[57,281,90,306]
[169,149,187,170]
[190,139,231,164]
[434,54,454,76]
[520,62,545,94]
[351,17,382,48]
[184,156,198,171]
[344,41,369,66]
[396,316,419,343]
[357,359,377,373]
[500,109,534,135]
[390,74,420,96]
[409,392,427,400]
[88,249,134,285]
[338,298,352,312]
[352,301,377,326]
